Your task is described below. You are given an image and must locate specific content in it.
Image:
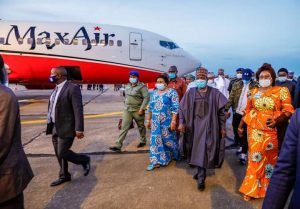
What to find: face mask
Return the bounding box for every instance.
[49,75,58,83]
[195,79,207,89]
[129,78,138,84]
[277,76,287,83]
[168,73,176,79]
[236,73,242,79]
[259,79,271,87]
[155,83,166,91]
[207,79,214,84]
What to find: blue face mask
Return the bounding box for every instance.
[49,75,58,83]
[155,83,166,91]
[195,79,207,89]
[168,73,176,79]
[277,76,287,83]
[129,77,138,84]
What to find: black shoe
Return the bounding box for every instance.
[83,157,91,176]
[50,178,71,187]
[193,174,198,180]
[137,142,146,148]
[198,182,205,191]
[109,146,121,152]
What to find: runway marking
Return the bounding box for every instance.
[26,150,149,157]
[21,111,123,125]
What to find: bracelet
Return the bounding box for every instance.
[146,120,151,122]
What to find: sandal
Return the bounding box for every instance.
[243,195,251,201]
[146,164,160,171]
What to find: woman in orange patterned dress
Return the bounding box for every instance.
[238,63,294,201]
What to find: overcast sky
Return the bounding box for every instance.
[1,0,299,75]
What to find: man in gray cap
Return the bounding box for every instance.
[110,71,150,152]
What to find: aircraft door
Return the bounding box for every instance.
[129,32,142,61]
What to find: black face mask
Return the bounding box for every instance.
[49,74,59,83]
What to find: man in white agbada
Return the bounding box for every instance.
[214,68,230,98]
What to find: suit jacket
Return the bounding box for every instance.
[293,77,300,108]
[262,109,300,209]
[0,85,34,203]
[46,81,84,139]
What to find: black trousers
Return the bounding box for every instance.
[197,167,207,183]
[0,193,24,209]
[52,127,89,179]
[232,113,248,154]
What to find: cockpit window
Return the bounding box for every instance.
[159,40,180,50]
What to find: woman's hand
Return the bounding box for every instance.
[170,121,176,131]
[178,124,186,133]
[266,118,276,128]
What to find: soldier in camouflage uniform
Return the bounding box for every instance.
[110,71,150,152]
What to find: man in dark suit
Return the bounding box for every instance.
[293,76,300,108]
[46,67,90,187]
[0,55,34,209]
[262,109,300,209]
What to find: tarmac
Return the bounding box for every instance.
[14,85,266,209]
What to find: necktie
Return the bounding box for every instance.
[47,87,58,123]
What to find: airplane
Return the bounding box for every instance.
[0,20,201,89]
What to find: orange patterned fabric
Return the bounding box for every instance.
[239,86,294,198]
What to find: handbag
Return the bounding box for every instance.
[118,119,135,130]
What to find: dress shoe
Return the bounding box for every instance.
[83,157,91,176]
[198,182,205,191]
[193,173,198,180]
[137,142,146,148]
[50,178,71,187]
[109,146,121,152]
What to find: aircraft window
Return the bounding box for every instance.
[46,38,51,45]
[64,39,69,45]
[109,40,114,46]
[55,39,60,45]
[27,38,33,45]
[100,40,106,46]
[117,40,122,47]
[0,37,4,44]
[91,39,97,46]
[37,38,43,45]
[73,39,78,45]
[82,39,87,45]
[159,40,180,50]
[18,38,23,44]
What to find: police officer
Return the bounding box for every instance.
[109,71,150,152]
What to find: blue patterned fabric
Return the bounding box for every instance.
[148,88,180,166]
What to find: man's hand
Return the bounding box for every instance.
[266,118,276,128]
[237,127,243,138]
[221,129,226,139]
[178,124,186,133]
[76,131,84,139]
[225,112,231,119]
[146,120,151,129]
[138,109,145,116]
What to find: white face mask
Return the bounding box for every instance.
[207,79,214,84]
[259,79,271,87]
[236,73,242,79]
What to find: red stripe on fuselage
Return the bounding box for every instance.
[3,54,161,84]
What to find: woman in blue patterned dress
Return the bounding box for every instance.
[145,74,180,171]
